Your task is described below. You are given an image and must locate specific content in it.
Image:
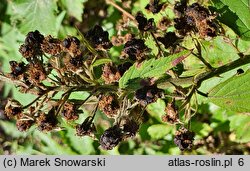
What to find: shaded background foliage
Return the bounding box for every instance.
[0,0,250,154]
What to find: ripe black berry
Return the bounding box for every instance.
[25,30,44,45]
[135,12,154,31]
[157,32,182,49]
[85,25,112,50]
[123,119,139,138]
[99,125,123,150]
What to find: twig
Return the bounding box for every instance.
[105,0,135,21]
[0,73,29,89]
[150,32,164,57]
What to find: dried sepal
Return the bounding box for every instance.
[75,116,96,137]
[98,94,120,118]
[4,99,23,119]
[162,100,179,124]
[101,63,121,84]
[62,102,79,121]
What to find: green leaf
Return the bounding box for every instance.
[229,115,250,143]
[92,58,112,67]
[33,131,77,154]
[147,124,172,140]
[208,70,250,113]
[201,36,239,67]
[191,122,213,137]
[64,125,95,154]
[146,99,166,122]
[60,0,86,21]
[211,0,250,40]
[119,50,191,89]
[0,121,32,138]
[11,0,58,36]
[145,36,158,56]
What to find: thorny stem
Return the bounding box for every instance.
[158,55,250,89]
[159,54,250,115]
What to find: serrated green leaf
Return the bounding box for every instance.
[11,0,58,35]
[208,70,250,112]
[147,124,172,140]
[60,0,86,21]
[211,0,250,40]
[229,115,250,143]
[119,50,191,89]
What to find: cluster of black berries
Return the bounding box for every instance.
[2,0,213,151]
[4,99,57,132]
[174,1,219,37]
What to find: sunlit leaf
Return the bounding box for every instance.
[11,0,58,35]
[60,0,86,21]
[208,70,250,112]
[229,114,250,143]
[211,0,250,40]
[147,124,172,140]
[119,50,191,89]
